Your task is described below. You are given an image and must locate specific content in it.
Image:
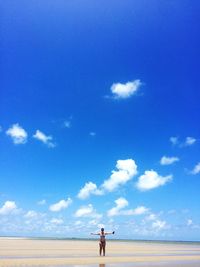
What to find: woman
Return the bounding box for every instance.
[91,228,115,256]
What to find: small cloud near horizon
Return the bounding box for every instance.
[0,201,18,215]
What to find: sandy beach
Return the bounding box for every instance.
[0,238,200,267]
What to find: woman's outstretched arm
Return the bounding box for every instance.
[105,231,115,235]
[90,232,100,235]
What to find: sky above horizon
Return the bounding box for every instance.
[0,0,200,241]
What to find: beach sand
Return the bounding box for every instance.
[0,238,200,266]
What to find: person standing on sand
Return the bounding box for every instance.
[91,228,115,256]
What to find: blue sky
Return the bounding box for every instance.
[0,0,200,240]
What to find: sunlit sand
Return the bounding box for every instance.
[0,238,200,266]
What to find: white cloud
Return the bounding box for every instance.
[0,201,18,215]
[136,170,172,191]
[145,213,157,221]
[33,130,56,148]
[152,220,168,230]
[24,210,38,219]
[74,204,102,219]
[184,137,196,146]
[111,79,142,99]
[102,159,138,192]
[120,206,149,216]
[160,156,179,165]
[77,182,103,200]
[127,206,149,215]
[6,124,28,144]
[187,219,193,226]
[75,220,83,226]
[107,197,129,216]
[49,198,72,212]
[191,162,200,175]
[170,136,179,145]
[50,218,64,225]
[77,159,137,199]
[107,197,148,217]
[37,199,46,205]
[170,136,196,147]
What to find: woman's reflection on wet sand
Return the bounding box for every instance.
[99,264,105,267]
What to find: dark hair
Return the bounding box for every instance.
[101,228,104,231]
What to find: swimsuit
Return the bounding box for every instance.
[99,234,106,245]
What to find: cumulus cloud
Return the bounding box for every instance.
[49,198,72,212]
[77,159,137,199]
[169,136,179,145]
[125,216,171,238]
[102,159,138,192]
[107,197,149,217]
[77,182,103,200]
[152,220,168,230]
[107,197,129,217]
[191,162,200,175]
[0,201,18,215]
[145,213,157,221]
[136,170,172,191]
[111,79,142,99]
[126,206,149,216]
[184,137,196,146]
[75,220,83,226]
[6,124,28,144]
[74,204,102,219]
[24,210,38,219]
[33,130,56,148]
[160,156,179,165]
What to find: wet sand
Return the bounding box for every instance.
[0,238,200,266]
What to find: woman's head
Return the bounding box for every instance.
[101,228,104,232]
